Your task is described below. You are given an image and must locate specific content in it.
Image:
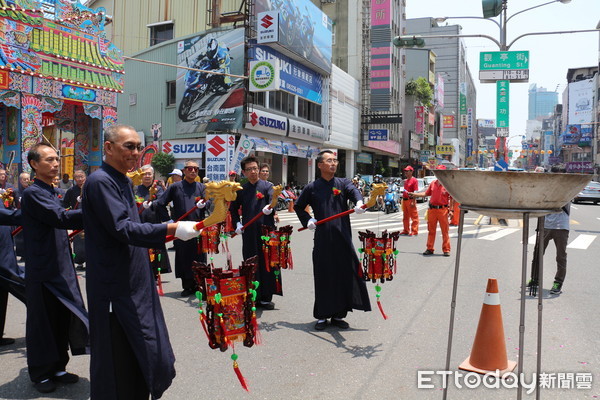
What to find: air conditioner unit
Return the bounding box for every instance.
[321,0,336,3]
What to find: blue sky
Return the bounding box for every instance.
[406,0,600,146]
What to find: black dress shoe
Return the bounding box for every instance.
[0,337,15,346]
[257,301,275,310]
[34,380,56,393]
[443,252,451,257]
[314,320,328,330]
[422,249,434,256]
[52,372,79,384]
[330,318,349,329]
[180,289,194,297]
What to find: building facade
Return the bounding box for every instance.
[528,84,558,120]
[405,18,476,167]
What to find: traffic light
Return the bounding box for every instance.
[482,0,503,18]
[392,36,425,48]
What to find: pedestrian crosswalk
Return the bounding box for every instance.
[275,211,598,250]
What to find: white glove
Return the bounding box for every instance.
[354,200,366,214]
[235,222,244,235]
[174,221,199,241]
[262,205,273,215]
[307,218,317,231]
[0,188,5,194]
[142,200,152,209]
[77,196,82,203]
[196,199,206,209]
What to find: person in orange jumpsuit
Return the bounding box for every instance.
[400,166,419,236]
[449,196,460,226]
[411,165,451,256]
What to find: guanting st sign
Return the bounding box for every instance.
[479,51,529,83]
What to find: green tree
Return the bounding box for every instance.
[405,77,433,108]
[151,152,175,178]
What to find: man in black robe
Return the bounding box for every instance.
[0,207,24,346]
[154,160,208,296]
[294,150,371,330]
[83,124,200,399]
[230,155,279,309]
[135,164,171,275]
[63,169,86,270]
[21,143,88,394]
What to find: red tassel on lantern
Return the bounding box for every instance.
[199,312,211,342]
[377,300,388,320]
[157,273,164,296]
[233,359,249,392]
[262,244,271,272]
[287,244,293,270]
[251,310,262,345]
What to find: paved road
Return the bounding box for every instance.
[1,202,599,399]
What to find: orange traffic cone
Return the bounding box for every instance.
[459,278,516,377]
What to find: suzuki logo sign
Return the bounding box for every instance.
[163,141,172,153]
[261,14,273,29]
[208,136,226,157]
[245,109,287,137]
[257,11,279,44]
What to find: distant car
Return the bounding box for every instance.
[423,176,436,186]
[573,181,600,204]
[416,178,429,203]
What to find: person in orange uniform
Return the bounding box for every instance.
[400,166,419,236]
[411,165,451,256]
[449,196,460,226]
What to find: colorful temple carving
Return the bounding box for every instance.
[0,0,123,176]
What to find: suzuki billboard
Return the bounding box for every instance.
[255,0,332,74]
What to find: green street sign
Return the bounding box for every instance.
[480,51,529,70]
[496,80,509,136]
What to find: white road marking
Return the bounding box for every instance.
[480,228,520,241]
[448,226,502,238]
[567,234,596,250]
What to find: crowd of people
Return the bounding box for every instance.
[0,124,570,398]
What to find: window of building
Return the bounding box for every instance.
[149,22,174,46]
[332,24,336,46]
[253,91,266,107]
[297,98,322,124]
[266,91,294,114]
[166,81,176,106]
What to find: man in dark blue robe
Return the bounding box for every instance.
[83,124,200,399]
[229,155,279,308]
[155,160,208,297]
[21,144,87,394]
[294,150,371,330]
[135,165,172,276]
[0,207,24,346]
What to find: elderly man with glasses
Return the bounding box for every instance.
[82,124,200,399]
[154,160,209,297]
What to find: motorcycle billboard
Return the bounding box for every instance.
[255,0,332,74]
[176,28,245,137]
